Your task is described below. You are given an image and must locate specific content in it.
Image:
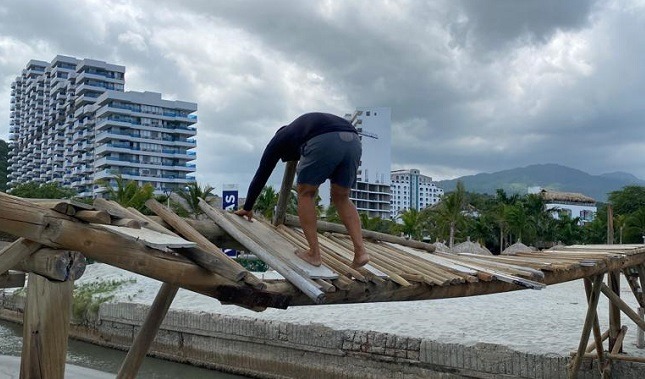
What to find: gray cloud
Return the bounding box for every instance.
[1,0,644,196]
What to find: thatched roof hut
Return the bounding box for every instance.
[538,189,596,204]
[501,240,535,255]
[452,237,492,255]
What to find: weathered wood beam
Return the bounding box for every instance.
[583,278,605,363]
[0,238,42,275]
[0,192,288,309]
[608,271,622,353]
[20,274,73,379]
[600,282,645,331]
[284,214,436,253]
[117,283,179,379]
[0,271,25,288]
[75,209,111,224]
[14,249,86,282]
[145,215,246,250]
[273,161,297,226]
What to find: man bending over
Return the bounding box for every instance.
[234,112,369,268]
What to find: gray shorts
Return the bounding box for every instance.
[297,131,362,188]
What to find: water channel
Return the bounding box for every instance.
[0,320,249,378]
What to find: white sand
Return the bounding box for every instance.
[67,264,645,357]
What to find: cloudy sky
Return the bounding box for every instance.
[1,0,644,193]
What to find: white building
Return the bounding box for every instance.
[528,187,596,225]
[390,169,444,219]
[7,55,197,197]
[346,107,391,219]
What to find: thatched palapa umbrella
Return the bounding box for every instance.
[501,240,535,255]
[452,236,492,255]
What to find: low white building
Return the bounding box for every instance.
[390,169,444,219]
[528,186,596,225]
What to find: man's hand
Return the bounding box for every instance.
[234,209,254,221]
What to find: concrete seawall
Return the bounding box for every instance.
[1,295,643,378]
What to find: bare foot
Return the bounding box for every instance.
[295,249,322,267]
[351,253,370,269]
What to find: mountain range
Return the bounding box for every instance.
[436,163,645,202]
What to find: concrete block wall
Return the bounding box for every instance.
[2,295,644,378]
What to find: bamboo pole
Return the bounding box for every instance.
[117,283,179,379]
[600,282,645,331]
[145,199,261,288]
[584,277,605,362]
[273,161,297,226]
[284,214,436,252]
[569,274,604,379]
[608,271,621,353]
[20,274,73,379]
[198,199,325,304]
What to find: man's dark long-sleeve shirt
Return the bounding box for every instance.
[243,112,357,211]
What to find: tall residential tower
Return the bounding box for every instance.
[7,55,197,197]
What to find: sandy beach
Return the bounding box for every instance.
[70,263,645,358]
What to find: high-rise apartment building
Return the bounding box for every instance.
[7,55,196,197]
[390,169,444,219]
[345,107,391,219]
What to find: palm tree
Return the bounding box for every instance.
[254,186,278,219]
[396,208,423,240]
[626,207,645,243]
[97,174,154,212]
[435,181,467,247]
[177,182,215,217]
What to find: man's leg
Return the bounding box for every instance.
[331,183,369,268]
[295,183,322,266]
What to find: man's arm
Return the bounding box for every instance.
[240,142,281,214]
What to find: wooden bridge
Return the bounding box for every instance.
[2,186,645,378]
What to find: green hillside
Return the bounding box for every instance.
[0,139,7,192]
[436,163,645,202]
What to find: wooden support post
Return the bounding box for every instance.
[584,277,605,363]
[20,274,73,379]
[570,274,604,379]
[638,307,645,348]
[608,271,621,353]
[273,161,297,226]
[117,283,179,379]
[600,282,645,331]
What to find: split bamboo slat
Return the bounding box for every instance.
[145,199,264,290]
[367,242,454,285]
[374,242,466,284]
[325,235,411,287]
[198,199,326,304]
[275,225,363,285]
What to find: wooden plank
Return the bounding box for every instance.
[117,283,179,379]
[94,224,197,252]
[20,274,73,379]
[387,243,478,276]
[322,234,388,278]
